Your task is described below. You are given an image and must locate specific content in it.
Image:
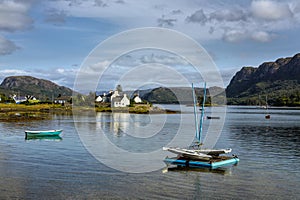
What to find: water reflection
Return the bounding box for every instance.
[25,135,62,141]
[163,166,233,175]
[94,112,180,152]
[1,108,300,199]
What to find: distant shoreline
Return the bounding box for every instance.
[0,103,179,121]
[1,103,299,121]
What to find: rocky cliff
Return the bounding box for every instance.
[226,53,300,106]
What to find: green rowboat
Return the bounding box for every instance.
[25,129,63,137]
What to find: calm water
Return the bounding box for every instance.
[0,106,300,199]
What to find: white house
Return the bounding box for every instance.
[54,96,70,105]
[95,96,103,102]
[12,95,27,104]
[111,94,130,107]
[110,90,119,102]
[133,95,142,103]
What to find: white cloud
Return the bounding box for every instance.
[0,1,34,57]
[0,1,33,32]
[0,69,28,75]
[251,0,293,21]
[0,69,29,84]
[139,54,189,66]
[56,68,65,73]
[0,35,19,55]
[44,0,300,44]
[251,31,274,42]
[209,8,248,22]
[222,29,247,43]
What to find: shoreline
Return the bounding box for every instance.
[2,103,299,121]
[0,103,179,121]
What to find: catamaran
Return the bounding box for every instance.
[163,83,239,169]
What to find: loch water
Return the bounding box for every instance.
[0,106,299,199]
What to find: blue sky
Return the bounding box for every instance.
[0,0,300,91]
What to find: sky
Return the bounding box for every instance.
[0,0,300,91]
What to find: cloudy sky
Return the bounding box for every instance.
[0,0,300,90]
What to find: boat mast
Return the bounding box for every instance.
[192,83,199,140]
[198,82,206,144]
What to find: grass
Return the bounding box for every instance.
[0,103,68,111]
[0,103,176,121]
[0,103,71,121]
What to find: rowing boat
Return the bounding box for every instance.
[25,129,63,137]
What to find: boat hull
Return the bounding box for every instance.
[25,130,62,137]
[164,156,239,169]
[25,135,62,140]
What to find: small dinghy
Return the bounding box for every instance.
[25,130,63,138]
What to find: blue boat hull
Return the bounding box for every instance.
[164,156,239,169]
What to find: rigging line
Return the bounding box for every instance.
[192,83,199,142]
[198,82,206,144]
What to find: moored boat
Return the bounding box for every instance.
[25,129,63,137]
[25,135,62,141]
[206,116,220,119]
[163,83,239,169]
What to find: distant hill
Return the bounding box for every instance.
[142,87,189,104]
[0,76,74,101]
[226,53,300,106]
[139,86,226,105]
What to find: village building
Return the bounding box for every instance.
[110,90,119,102]
[133,95,142,103]
[12,95,27,104]
[111,94,130,107]
[11,94,39,104]
[54,96,70,105]
[95,96,103,102]
[27,95,39,103]
[95,89,134,108]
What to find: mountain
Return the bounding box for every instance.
[226,53,300,106]
[142,87,187,104]
[140,86,226,105]
[0,76,74,101]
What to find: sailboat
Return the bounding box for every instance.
[265,96,270,119]
[163,83,239,169]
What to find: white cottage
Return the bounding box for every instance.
[133,95,142,103]
[111,94,130,107]
[12,95,27,104]
[110,90,119,102]
[95,96,103,102]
